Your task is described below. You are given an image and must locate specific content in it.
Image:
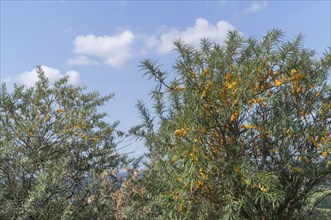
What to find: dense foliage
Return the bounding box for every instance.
[132,29,331,219]
[0,68,127,219]
[1,30,330,219]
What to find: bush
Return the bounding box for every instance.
[0,67,127,219]
[133,29,331,219]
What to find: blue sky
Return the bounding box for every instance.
[1,0,330,156]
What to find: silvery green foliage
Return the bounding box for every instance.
[0,66,126,219]
[132,30,331,219]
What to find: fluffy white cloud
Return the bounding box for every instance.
[67,55,98,66]
[68,18,237,68]
[244,1,268,13]
[72,30,135,69]
[155,18,236,54]
[65,70,80,85]
[17,66,79,87]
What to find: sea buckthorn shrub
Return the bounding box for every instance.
[132,29,331,219]
[0,68,127,219]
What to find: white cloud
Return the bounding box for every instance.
[72,30,135,69]
[244,1,268,13]
[67,55,98,66]
[155,18,236,54]
[16,65,80,87]
[2,77,13,84]
[68,18,237,68]
[65,70,80,85]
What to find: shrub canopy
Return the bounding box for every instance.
[133,29,331,219]
[0,68,126,219]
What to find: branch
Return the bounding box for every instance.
[310,191,331,213]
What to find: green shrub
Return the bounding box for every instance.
[133,29,331,219]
